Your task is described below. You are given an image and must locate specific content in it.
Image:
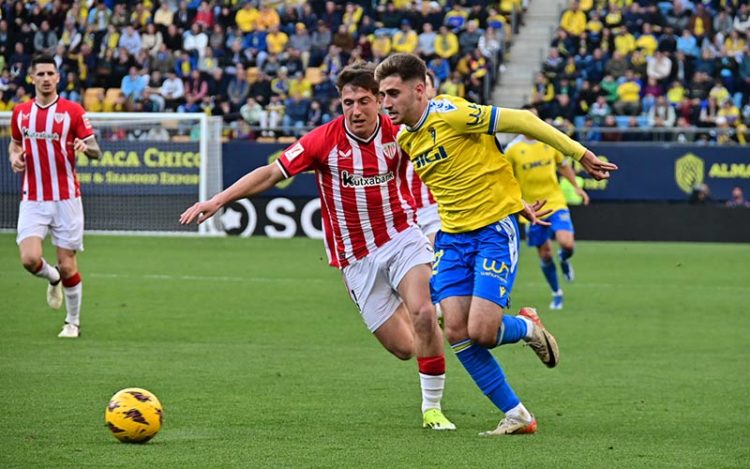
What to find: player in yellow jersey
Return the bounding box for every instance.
[375,53,616,436]
[505,107,590,310]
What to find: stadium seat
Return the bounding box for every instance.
[305,67,324,85]
[83,88,104,111]
[256,136,277,143]
[171,135,192,142]
[277,136,297,144]
[103,88,124,112]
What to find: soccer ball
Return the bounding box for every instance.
[105,388,164,443]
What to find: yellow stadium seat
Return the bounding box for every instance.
[256,136,277,143]
[277,136,297,144]
[83,87,104,111]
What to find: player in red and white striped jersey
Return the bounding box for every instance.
[8,55,102,339]
[181,63,455,431]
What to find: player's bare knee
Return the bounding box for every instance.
[411,303,436,336]
[389,344,415,360]
[20,253,41,273]
[443,323,468,344]
[538,245,553,261]
[467,320,497,348]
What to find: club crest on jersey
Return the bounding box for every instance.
[382,142,398,159]
[54,112,65,124]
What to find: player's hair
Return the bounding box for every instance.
[336,62,379,96]
[374,53,426,84]
[425,69,437,89]
[30,54,57,70]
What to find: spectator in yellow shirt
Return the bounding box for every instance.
[435,25,459,60]
[258,5,281,31]
[635,23,658,56]
[371,32,392,61]
[614,70,641,115]
[560,1,587,37]
[393,20,418,54]
[266,25,289,55]
[235,3,259,33]
[614,27,636,55]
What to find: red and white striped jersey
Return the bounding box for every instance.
[404,158,436,209]
[276,115,417,268]
[10,96,93,201]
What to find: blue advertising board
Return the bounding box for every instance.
[580,144,750,202]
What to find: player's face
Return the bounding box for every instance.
[340,84,380,139]
[379,75,424,127]
[31,64,60,97]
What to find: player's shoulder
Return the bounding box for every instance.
[56,97,86,114]
[12,100,33,113]
[429,95,469,114]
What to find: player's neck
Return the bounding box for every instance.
[35,92,59,107]
[405,100,429,129]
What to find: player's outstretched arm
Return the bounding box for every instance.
[180,163,284,225]
[559,163,590,205]
[496,108,618,180]
[8,140,25,173]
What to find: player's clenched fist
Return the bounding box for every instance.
[10,150,26,173]
[73,138,88,154]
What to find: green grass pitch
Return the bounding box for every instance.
[1,234,748,468]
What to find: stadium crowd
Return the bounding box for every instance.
[0,0,517,140]
[532,0,750,145]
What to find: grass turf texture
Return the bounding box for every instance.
[0,234,748,468]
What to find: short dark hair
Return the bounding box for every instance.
[31,54,57,70]
[425,69,437,89]
[374,53,426,83]
[336,62,379,96]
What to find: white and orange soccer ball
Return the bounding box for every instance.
[105,388,164,443]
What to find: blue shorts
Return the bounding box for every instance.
[527,209,575,247]
[431,216,519,308]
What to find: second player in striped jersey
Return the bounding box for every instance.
[9,55,102,339]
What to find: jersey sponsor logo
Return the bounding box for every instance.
[22,128,61,141]
[338,149,352,159]
[521,159,553,170]
[414,145,448,169]
[429,99,457,113]
[284,142,305,161]
[382,142,398,159]
[340,170,394,188]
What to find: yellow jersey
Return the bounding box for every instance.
[396,95,587,233]
[505,137,568,216]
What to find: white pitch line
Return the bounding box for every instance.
[0,271,330,283]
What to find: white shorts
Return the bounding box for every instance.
[342,226,433,332]
[416,204,441,237]
[16,198,85,251]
